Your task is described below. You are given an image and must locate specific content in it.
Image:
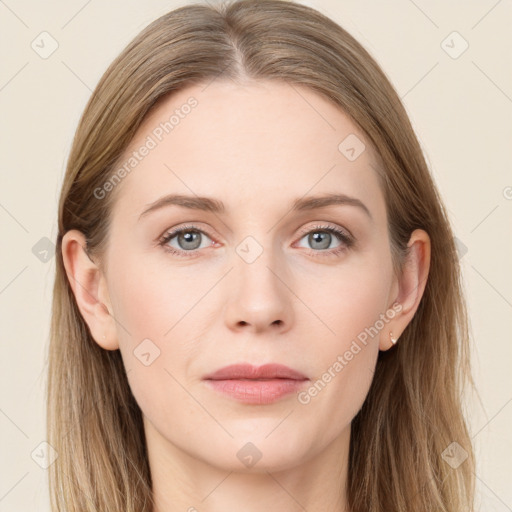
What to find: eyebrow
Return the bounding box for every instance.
[138,192,372,220]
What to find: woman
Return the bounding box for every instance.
[47,0,476,510]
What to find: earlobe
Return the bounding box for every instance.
[61,230,119,351]
[380,229,431,351]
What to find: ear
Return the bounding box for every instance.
[380,228,431,351]
[61,229,119,350]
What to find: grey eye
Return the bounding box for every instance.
[307,231,332,250]
[177,230,202,250]
[165,229,213,251]
[296,229,343,251]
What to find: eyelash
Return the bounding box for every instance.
[158,223,354,258]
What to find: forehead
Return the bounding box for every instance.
[110,79,384,220]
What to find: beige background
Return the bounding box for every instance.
[1,0,511,510]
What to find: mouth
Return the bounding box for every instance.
[203,363,309,405]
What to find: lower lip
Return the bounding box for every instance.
[204,379,308,405]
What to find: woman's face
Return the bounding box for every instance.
[88,80,405,472]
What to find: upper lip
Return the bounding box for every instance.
[203,363,308,381]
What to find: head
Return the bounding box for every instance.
[48,1,475,511]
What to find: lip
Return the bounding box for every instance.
[203,363,309,405]
[204,363,308,381]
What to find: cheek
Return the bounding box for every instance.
[301,252,393,343]
[107,250,205,343]
[293,254,391,427]
[108,254,206,428]
[107,250,215,390]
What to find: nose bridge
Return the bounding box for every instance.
[223,231,293,331]
[235,232,284,297]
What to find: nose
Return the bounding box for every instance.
[223,246,294,334]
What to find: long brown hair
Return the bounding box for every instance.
[47,1,476,510]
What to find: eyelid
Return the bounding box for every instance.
[295,222,353,240]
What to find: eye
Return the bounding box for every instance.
[295,224,354,256]
[158,224,215,257]
[158,222,354,258]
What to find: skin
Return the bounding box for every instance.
[62,80,430,512]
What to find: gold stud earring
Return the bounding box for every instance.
[389,332,398,345]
